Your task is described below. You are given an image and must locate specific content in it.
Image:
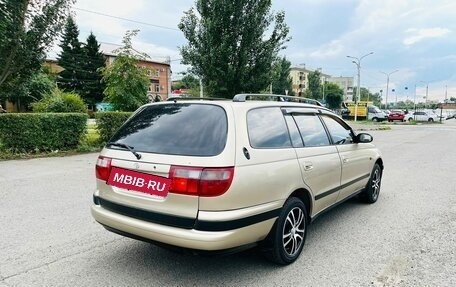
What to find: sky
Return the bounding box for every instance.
[50,0,456,103]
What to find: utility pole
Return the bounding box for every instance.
[347,52,374,121]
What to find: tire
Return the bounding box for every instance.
[263,197,307,265]
[372,117,378,122]
[360,164,382,204]
[408,117,413,122]
[428,118,434,122]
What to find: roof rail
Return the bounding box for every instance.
[233,94,323,106]
[167,96,228,102]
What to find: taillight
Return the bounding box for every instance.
[95,156,112,181]
[169,166,234,197]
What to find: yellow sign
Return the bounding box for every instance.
[345,101,372,117]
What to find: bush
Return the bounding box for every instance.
[0,113,88,152]
[32,88,87,113]
[95,112,133,143]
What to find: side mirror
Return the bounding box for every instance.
[356,133,373,143]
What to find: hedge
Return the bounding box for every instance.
[95,112,133,144]
[0,113,88,152]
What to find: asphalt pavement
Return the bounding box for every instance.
[1,120,455,287]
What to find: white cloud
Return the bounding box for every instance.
[403,28,451,46]
[309,40,344,59]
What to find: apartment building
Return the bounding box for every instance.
[327,76,354,102]
[289,65,330,96]
[290,64,354,102]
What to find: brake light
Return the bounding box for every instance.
[169,166,234,197]
[95,156,112,181]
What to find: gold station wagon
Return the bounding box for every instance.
[92,94,383,265]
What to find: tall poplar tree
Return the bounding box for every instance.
[179,0,290,98]
[271,56,293,96]
[307,70,322,100]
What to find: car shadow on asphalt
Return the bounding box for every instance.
[92,197,368,284]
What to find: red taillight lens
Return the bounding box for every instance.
[95,156,112,181]
[169,166,234,197]
[199,168,234,197]
[169,166,202,195]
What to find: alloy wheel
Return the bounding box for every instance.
[371,168,381,200]
[282,207,305,256]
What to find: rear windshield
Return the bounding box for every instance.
[109,103,228,156]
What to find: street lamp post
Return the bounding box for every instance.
[419,81,429,109]
[347,52,374,121]
[380,69,399,110]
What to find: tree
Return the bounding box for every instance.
[324,83,344,109]
[178,0,290,98]
[81,32,105,108]
[101,30,150,111]
[307,70,322,100]
[0,0,73,106]
[271,56,293,96]
[172,72,200,97]
[57,16,85,95]
[27,69,55,103]
[302,89,312,98]
[358,87,382,107]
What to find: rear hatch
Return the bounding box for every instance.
[95,102,235,229]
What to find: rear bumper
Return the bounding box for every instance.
[91,200,280,251]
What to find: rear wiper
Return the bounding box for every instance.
[107,142,142,160]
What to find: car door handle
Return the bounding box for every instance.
[342,157,349,164]
[303,162,313,171]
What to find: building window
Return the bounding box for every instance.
[155,84,160,93]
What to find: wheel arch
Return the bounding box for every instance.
[375,158,384,171]
[288,188,313,221]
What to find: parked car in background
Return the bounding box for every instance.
[366,105,387,122]
[433,110,455,120]
[388,110,405,122]
[91,94,384,265]
[404,111,438,122]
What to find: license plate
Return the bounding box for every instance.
[107,167,172,198]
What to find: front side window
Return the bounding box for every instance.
[293,114,330,147]
[321,116,354,145]
[109,103,228,156]
[247,107,292,148]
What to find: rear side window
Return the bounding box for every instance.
[109,103,228,156]
[247,107,292,148]
[293,114,330,147]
